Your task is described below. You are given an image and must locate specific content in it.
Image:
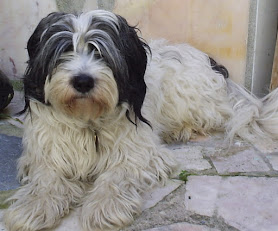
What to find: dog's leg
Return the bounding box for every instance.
[4,167,85,231]
[160,123,194,144]
[4,103,87,231]
[80,144,175,231]
[80,168,141,231]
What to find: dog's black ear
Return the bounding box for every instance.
[22,12,67,113]
[27,12,67,60]
[116,15,151,126]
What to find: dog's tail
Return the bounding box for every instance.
[225,79,278,146]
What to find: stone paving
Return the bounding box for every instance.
[1,91,278,231]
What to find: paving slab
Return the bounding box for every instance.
[170,146,212,173]
[123,183,238,231]
[0,210,4,231]
[185,176,221,217]
[184,176,278,231]
[142,179,184,210]
[253,140,278,154]
[143,222,220,231]
[266,153,278,171]
[187,133,248,151]
[0,134,22,191]
[211,149,270,174]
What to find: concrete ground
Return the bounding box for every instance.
[1,91,278,231]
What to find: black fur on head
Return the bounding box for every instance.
[23,10,151,126]
[23,12,68,112]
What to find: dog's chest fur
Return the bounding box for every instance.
[19,102,104,181]
[18,102,146,183]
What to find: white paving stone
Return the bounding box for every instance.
[266,153,278,171]
[0,210,5,231]
[170,146,212,172]
[253,140,278,154]
[184,176,278,231]
[211,149,270,174]
[217,177,278,231]
[142,179,183,210]
[184,176,222,216]
[144,222,220,231]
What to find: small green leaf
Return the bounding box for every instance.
[179,170,192,182]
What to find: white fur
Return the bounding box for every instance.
[145,40,278,146]
[144,40,232,143]
[5,101,175,231]
[4,12,278,231]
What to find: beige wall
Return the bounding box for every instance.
[0,0,250,85]
[0,0,58,79]
[114,0,250,85]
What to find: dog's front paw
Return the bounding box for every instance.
[4,194,69,231]
[161,126,192,144]
[80,190,140,231]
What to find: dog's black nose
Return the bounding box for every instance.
[72,74,94,93]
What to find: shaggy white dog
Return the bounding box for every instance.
[4,10,278,231]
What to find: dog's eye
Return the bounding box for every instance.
[93,50,102,59]
[88,43,102,59]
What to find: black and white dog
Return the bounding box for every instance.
[4,10,278,231]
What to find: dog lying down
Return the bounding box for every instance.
[4,10,278,231]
